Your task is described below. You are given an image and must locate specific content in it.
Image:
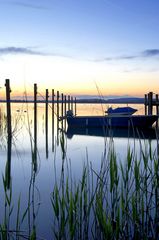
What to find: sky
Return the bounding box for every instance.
[0,0,159,99]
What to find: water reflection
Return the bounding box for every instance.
[66,126,157,140]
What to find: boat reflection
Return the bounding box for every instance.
[66,126,157,140]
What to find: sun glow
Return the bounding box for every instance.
[0,54,158,99]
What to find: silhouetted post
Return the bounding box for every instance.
[57,91,60,129]
[64,95,67,129]
[45,89,49,158]
[64,95,67,116]
[68,95,70,111]
[148,92,153,115]
[144,94,147,115]
[57,91,60,145]
[5,79,12,137]
[61,93,64,129]
[75,97,77,116]
[5,79,12,189]
[71,96,73,113]
[52,89,55,152]
[156,94,159,115]
[33,83,37,169]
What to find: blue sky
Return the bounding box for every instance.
[0,0,159,98]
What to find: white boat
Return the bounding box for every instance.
[105,106,137,115]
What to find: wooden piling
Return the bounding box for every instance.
[64,95,67,129]
[57,91,59,130]
[5,79,12,137]
[156,94,159,115]
[61,93,64,129]
[148,92,153,115]
[33,83,37,168]
[75,97,77,116]
[68,95,70,111]
[5,79,12,189]
[52,89,55,152]
[34,84,37,147]
[71,96,73,113]
[144,94,147,115]
[45,89,49,158]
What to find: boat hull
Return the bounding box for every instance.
[67,115,158,128]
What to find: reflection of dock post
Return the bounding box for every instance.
[52,89,55,152]
[34,83,37,167]
[45,89,49,158]
[144,94,147,115]
[5,79,12,189]
[148,92,153,115]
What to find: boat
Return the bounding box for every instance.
[105,106,137,115]
[66,113,158,129]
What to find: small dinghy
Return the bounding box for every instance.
[106,106,137,115]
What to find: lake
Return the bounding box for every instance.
[0,102,158,239]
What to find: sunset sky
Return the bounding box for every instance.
[0,0,159,99]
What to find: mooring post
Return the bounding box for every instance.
[52,89,55,152]
[148,92,153,115]
[144,94,147,115]
[68,95,70,111]
[5,79,12,189]
[57,90,59,130]
[5,79,12,137]
[61,93,64,129]
[64,95,67,116]
[71,96,73,113]
[45,89,49,158]
[156,94,159,115]
[34,83,37,166]
[75,97,77,116]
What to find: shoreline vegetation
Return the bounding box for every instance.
[0,97,144,104]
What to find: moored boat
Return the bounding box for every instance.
[106,106,137,115]
[67,114,158,128]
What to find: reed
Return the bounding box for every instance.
[51,133,159,240]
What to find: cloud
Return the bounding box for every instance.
[5,1,48,10]
[93,49,159,62]
[0,47,45,56]
[142,49,159,57]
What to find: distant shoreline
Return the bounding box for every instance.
[0,98,144,104]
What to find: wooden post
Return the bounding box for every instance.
[144,94,147,115]
[52,89,55,152]
[45,89,49,158]
[75,97,77,116]
[148,92,153,115]
[64,95,67,116]
[68,95,70,111]
[5,79,12,189]
[5,79,12,137]
[61,93,64,129]
[57,91,59,130]
[33,83,37,170]
[156,94,159,115]
[71,96,73,113]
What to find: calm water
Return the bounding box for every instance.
[0,102,158,239]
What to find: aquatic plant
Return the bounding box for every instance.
[51,134,159,240]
